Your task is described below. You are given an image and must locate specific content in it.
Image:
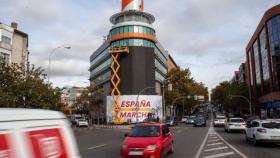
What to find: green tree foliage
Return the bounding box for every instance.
[0,61,61,110]
[165,68,209,115]
[211,81,249,115]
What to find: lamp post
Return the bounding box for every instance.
[135,81,172,123]
[48,46,71,84]
[135,86,156,123]
[229,94,252,116]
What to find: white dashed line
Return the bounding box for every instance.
[204,146,228,152]
[202,152,235,158]
[206,142,224,146]
[88,144,107,150]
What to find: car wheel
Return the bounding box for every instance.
[253,136,259,146]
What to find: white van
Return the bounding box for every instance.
[0,108,81,158]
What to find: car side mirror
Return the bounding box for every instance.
[124,133,129,137]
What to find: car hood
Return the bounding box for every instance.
[123,137,160,148]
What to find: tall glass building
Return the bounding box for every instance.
[246,4,280,118]
[89,0,176,120]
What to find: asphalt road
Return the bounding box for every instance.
[74,123,280,158]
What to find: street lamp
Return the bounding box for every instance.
[229,94,252,116]
[135,86,156,123]
[135,81,172,123]
[48,46,71,84]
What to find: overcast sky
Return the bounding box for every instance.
[0,0,279,90]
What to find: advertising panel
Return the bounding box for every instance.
[107,95,162,124]
[26,128,68,158]
[0,134,13,158]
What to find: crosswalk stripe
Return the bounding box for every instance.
[204,146,228,152]
[202,152,235,158]
[206,142,223,146]
[207,139,220,143]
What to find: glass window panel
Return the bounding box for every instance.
[138,26,143,33]
[90,48,109,66]
[91,58,112,77]
[120,27,124,33]
[134,26,139,33]
[124,26,129,33]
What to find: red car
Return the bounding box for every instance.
[120,123,174,158]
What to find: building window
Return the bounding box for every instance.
[110,25,155,36]
[91,71,111,85]
[90,47,109,67]
[111,39,155,48]
[259,28,270,94]
[1,36,11,45]
[253,40,261,96]
[155,59,167,75]
[155,71,165,82]
[90,58,112,77]
[248,50,254,86]
[267,15,280,91]
[0,52,10,63]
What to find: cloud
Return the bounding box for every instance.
[1,0,280,90]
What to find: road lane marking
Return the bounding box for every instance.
[207,139,220,143]
[202,152,235,158]
[204,146,228,152]
[88,144,107,150]
[215,132,248,158]
[206,142,223,146]
[194,127,211,158]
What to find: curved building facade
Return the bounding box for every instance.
[246,4,280,118]
[89,0,176,121]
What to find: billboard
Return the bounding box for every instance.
[107,95,162,124]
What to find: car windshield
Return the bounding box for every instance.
[262,122,280,129]
[129,126,160,137]
[217,117,226,119]
[76,116,82,119]
[230,119,244,123]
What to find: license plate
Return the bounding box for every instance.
[129,151,143,156]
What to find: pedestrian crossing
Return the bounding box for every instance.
[195,127,248,158]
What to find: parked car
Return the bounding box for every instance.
[186,115,196,124]
[71,114,83,126]
[165,117,177,126]
[193,115,206,127]
[224,118,246,133]
[245,119,280,146]
[0,108,81,158]
[120,123,174,158]
[77,119,89,127]
[181,116,189,123]
[213,115,227,127]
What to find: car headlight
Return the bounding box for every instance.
[121,145,128,150]
[145,144,158,151]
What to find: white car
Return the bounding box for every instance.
[224,118,246,132]
[245,119,280,145]
[213,115,227,127]
[181,116,189,123]
[77,119,89,127]
[0,108,81,157]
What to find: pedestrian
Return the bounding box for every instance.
[156,116,160,122]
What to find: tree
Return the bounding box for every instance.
[0,60,61,110]
[211,81,249,115]
[165,68,209,116]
